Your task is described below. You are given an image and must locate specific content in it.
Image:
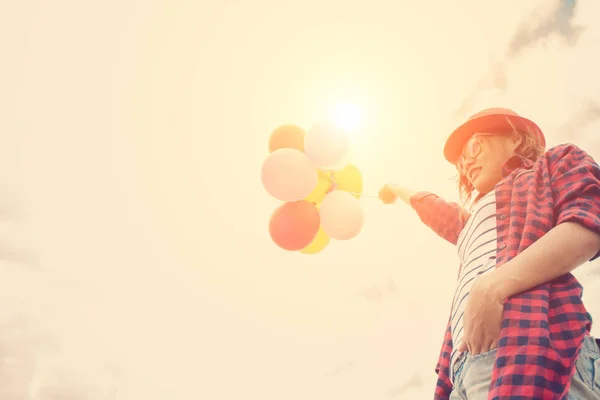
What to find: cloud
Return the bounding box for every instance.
[454,0,586,119]
[360,278,397,303]
[506,0,585,59]
[453,59,508,120]
[387,373,424,398]
[323,359,359,378]
[557,99,600,140]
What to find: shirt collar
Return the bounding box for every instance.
[501,154,534,177]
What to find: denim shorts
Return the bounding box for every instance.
[450,335,600,399]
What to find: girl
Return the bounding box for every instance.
[379,108,600,399]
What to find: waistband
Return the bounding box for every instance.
[581,334,600,355]
[451,335,599,384]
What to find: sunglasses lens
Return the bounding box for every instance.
[464,137,480,157]
[456,136,482,175]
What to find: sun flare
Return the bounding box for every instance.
[330,102,362,133]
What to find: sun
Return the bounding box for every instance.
[330,102,362,133]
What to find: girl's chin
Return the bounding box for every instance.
[473,180,494,194]
[472,176,489,193]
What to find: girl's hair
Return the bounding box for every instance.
[457,118,546,222]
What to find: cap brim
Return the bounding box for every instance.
[444,114,544,164]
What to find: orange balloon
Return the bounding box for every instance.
[269,124,306,153]
[269,201,320,251]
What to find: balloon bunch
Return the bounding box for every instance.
[261,123,365,254]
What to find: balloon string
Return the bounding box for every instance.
[339,190,380,199]
[322,172,379,199]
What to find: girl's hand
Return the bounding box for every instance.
[457,271,505,355]
[378,184,398,204]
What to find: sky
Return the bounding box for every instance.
[2,0,600,398]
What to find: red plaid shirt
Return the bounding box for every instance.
[410,144,600,399]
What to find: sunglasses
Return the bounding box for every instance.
[456,133,495,176]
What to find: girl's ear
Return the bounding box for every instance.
[511,131,523,148]
[505,117,523,148]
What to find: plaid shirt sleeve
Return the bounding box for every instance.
[548,143,600,260]
[409,191,467,245]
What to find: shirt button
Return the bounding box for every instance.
[500,244,506,250]
[499,215,507,220]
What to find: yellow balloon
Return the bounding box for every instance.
[333,164,363,199]
[317,169,334,181]
[305,170,334,205]
[300,227,330,254]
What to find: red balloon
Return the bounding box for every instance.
[269,200,320,251]
[268,124,306,153]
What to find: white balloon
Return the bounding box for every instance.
[261,148,318,202]
[304,122,349,168]
[319,141,356,172]
[319,190,364,240]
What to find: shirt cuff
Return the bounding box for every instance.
[409,191,438,209]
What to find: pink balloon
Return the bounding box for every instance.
[261,148,318,202]
[304,122,349,168]
[319,190,364,240]
[269,201,320,251]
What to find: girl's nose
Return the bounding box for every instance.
[461,156,476,174]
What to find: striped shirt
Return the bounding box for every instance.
[449,191,497,381]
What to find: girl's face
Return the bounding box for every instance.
[458,133,521,194]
